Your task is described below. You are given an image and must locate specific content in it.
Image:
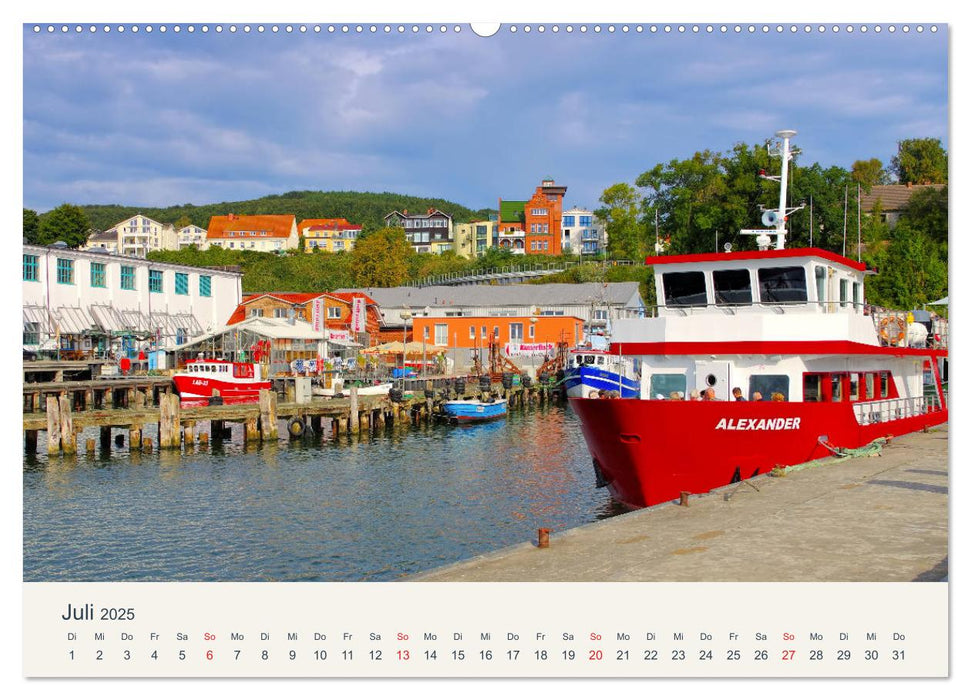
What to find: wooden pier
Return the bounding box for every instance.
[23,375,564,456]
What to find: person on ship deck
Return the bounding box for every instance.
[732,387,745,401]
[703,387,717,401]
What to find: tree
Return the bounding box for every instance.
[173,214,193,230]
[851,158,888,191]
[595,183,645,260]
[865,224,947,310]
[23,209,40,244]
[37,204,90,247]
[349,227,412,287]
[899,185,948,247]
[890,138,948,184]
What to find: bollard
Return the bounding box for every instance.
[679,491,690,507]
[537,528,551,548]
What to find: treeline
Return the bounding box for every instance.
[39,190,496,237]
[596,137,948,312]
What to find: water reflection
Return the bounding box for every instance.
[24,404,623,582]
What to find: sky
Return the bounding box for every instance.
[21,20,948,216]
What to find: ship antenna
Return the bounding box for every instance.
[774,130,796,250]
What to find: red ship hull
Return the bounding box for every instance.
[569,397,948,509]
[172,375,272,402]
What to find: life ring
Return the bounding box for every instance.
[287,416,306,437]
[879,316,906,345]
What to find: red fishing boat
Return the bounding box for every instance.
[172,358,271,403]
[570,130,948,509]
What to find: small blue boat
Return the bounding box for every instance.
[441,398,508,424]
[563,350,639,398]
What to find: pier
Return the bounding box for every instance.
[23,373,564,456]
[411,425,949,583]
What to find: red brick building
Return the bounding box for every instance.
[498,178,567,256]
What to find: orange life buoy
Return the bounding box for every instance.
[879,316,906,345]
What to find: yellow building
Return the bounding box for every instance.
[298,218,362,253]
[452,220,497,259]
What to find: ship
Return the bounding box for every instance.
[569,130,948,509]
[563,348,639,398]
[172,358,272,404]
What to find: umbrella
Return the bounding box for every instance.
[927,296,949,306]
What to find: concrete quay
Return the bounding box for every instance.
[413,425,949,583]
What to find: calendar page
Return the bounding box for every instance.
[15,0,958,692]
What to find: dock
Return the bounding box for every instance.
[411,425,948,582]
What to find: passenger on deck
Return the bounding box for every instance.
[689,389,701,401]
[669,391,683,400]
[703,387,717,401]
[751,391,763,401]
[771,392,786,402]
[732,387,745,401]
[589,390,600,399]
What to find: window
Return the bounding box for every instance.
[56,258,74,285]
[175,272,189,295]
[531,208,548,216]
[249,308,264,318]
[434,324,448,346]
[593,309,609,321]
[528,324,535,339]
[880,371,890,397]
[493,326,500,341]
[90,261,106,288]
[758,266,807,303]
[662,271,707,307]
[750,375,790,401]
[579,215,592,227]
[830,374,843,402]
[149,269,163,293]
[803,374,823,402]
[469,326,476,339]
[176,327,188,345]
[481,325,487,338]
[273,308,289,318]
[849,372,860,400]
[650,373,687,398]
[510,323,524,341]
[23,254,38,281]
[327,306,342,319]
[853,282,862,309]
[865,372,875,399]
[121,265,136,290]
[24,320,42,346]
[713,269,752,305]
[839,279,849,307]
[199,275,212,297]
[815,267,826,306]
[562,216,575,227]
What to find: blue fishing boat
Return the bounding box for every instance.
[440,398,508,424]
[563,349,639,398]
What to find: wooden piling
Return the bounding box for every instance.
[159,393,182,449]
[259,389,278,440]
[25,430,38,453]
[45,397,61,455]
[86,438,96,454]
[183,420,195,445]
[59,395,76,455]
[211,420,224,442]
[141,436,153,451]
[198,432,209,445]
[348,387,359,435]
[100,426,111,450]
[129,424,143,450]
[310,415,322,434]
[244,415,260,443]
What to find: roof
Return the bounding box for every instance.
[86,230,118,242]
[499,200,526,223]
[175,317,326,350]
[335,282,644,310]
[645,247,867,272]
[206,214,296,239]
[226,291,380,325]
[298,218,361,231]
[859,184,946,213]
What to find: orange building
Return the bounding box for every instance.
[410,315,583,363]
[497,178,567,256]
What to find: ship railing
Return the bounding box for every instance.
[853,395,943,425]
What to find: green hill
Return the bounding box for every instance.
[74,190,496,234]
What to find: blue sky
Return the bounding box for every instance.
[22,22,948,215]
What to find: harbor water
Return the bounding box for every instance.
[23,404,623,582]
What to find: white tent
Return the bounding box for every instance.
[927,296,949,306]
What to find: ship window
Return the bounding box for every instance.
[853,282,862,309]
[804,374,823,402]
[815,267,826,305]
[758,266,807,303]
[849,373,860,400]
[750,375,789,401]
[597,357,605,366]
[880,371,891,397]
[839,279,849,308]
[662,271,707,307]
[650,374,687,398]
[713,269,752,305]
[865,372,876,399]
[831,374,844,402]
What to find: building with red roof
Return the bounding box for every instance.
[298,218,362,253]
[206,214,299,252]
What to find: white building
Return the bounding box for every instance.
[561,207,607,256]
[22,243,242,358]
[80,230,120,254]
[100,214,179,258]
[178,225,209,250]
[206,214,299,252]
